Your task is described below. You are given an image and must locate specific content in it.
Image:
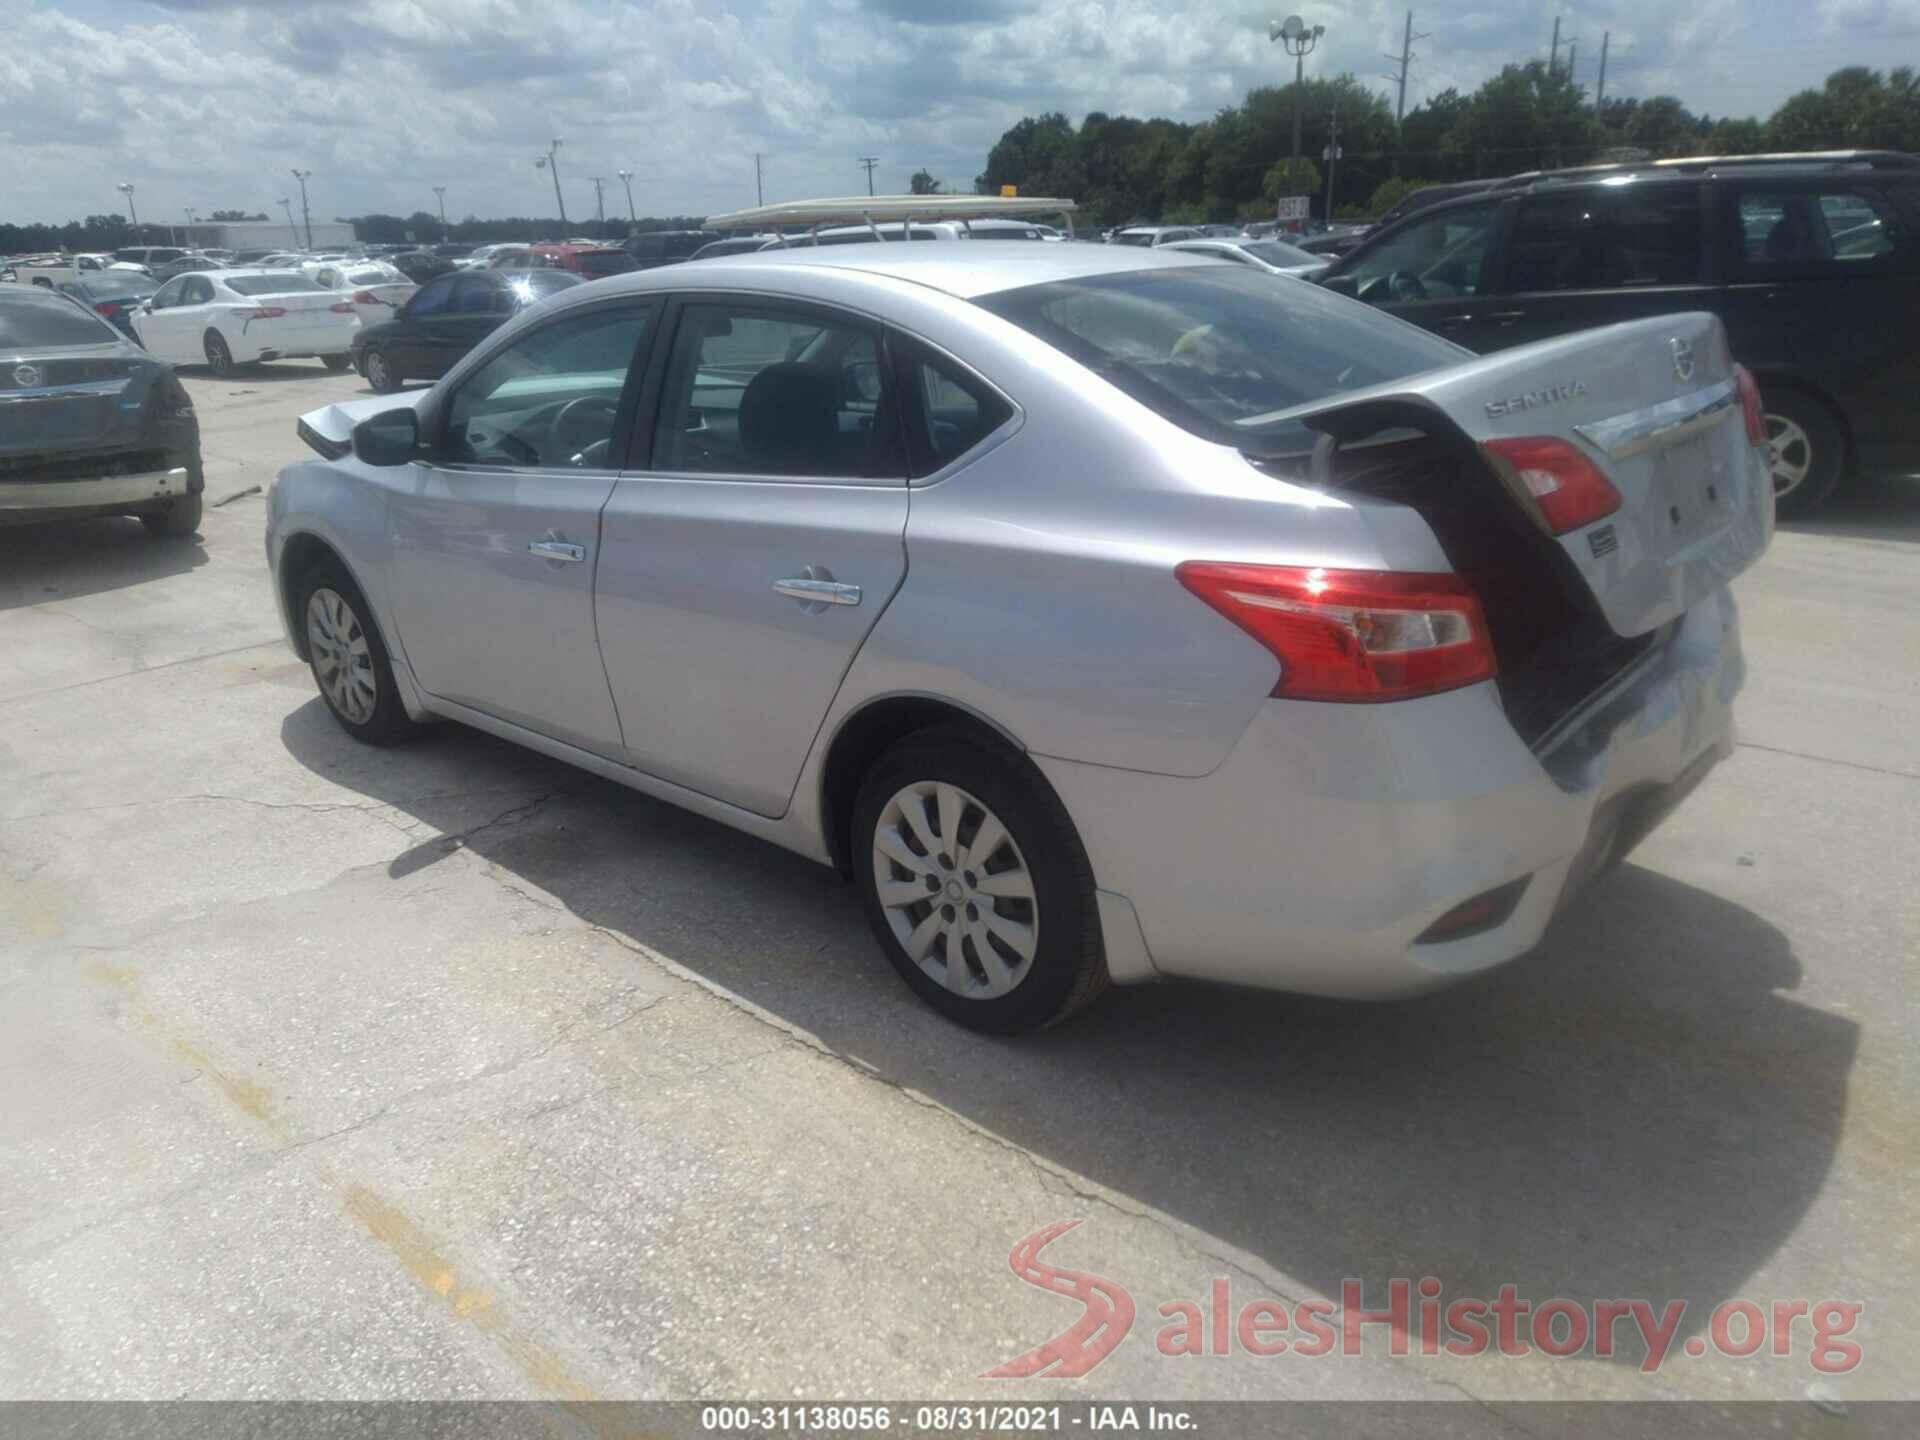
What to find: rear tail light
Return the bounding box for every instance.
[350,290,378,305]
[329,301,356,313]
[95,302,120,317]
[241,305,287,319]
[1735,365,1765,447]
[1175,563,1497,702]
[1481,436,1622,536]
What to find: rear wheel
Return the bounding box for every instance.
[296,562,418,745]
[203,330,236,378]
[853,726,1106,1034]
[321,353,351,372]
[1762,389,1844,519]
[363,347,400,394]
[140,493,202,539]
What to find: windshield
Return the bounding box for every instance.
[511,271,584,302]
[1241,240,1319,267]
[976,266,1461,456]
[0,291,121,347]
[226,274,327,295]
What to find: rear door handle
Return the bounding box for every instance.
[1485,310,1527,323]
[773,577,862,607]
[529,538,586,563]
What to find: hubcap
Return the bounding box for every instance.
[1764,413,1812,499]
[872,781,1037,1000]
[306,587,377,724]
[367,352,387,387]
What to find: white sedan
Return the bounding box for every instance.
[131,269,360,377]
[305,259,418,330]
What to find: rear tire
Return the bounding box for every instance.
[295,561,419,746]
[853,725,1107,1034]
[1762,388,1845,519]
[321,353,351,372]
[203,330,236,378]
[140,493,202,539]
[363,347,401,394]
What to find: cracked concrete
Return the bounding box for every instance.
[1,369,1915,1407]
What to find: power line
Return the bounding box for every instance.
[857,156,879,195]
[1382,10,1430,130]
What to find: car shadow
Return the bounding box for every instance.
[1780,472,1920,543]
[280,700,1855,1371]
[177,363,352,386]
[0,516,206,612]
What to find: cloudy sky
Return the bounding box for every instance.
[5,0,1913,227]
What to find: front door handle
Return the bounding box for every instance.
[773,576,862,608]
[1485,310,1527,323]
[529,538,586,563]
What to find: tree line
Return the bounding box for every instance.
[973,63,1920,228]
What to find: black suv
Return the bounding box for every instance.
[1318,151,1920,514]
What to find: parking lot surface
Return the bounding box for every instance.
[2,364,1915,1404]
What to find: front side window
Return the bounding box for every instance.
[182,278,214,305]
[977,265,1461,458]
[150,277,187,310]
[408,276,457,317]
[1341,201,1500,301]
[443,304,653,470]
[1734,188,1899,271]
[1504,185,1704,291]
[652,304,900,479]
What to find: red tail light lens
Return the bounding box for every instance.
[1482,436,1622,536]
[95,302,120,317]
[350,290,377,305]
[1175,563,1497,702]
[242,305,288,319]
[1735,365,1765,447]
[329,301,356,313]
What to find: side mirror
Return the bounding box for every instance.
[352,408,420,466]
[1318,272,1359,297]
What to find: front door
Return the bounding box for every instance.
[135,276,194,360]
[385,299,658,757]
[1326,199,1511,351]
[595,298,910,817]
[417,273,509,378]
[1481,182,1716,352]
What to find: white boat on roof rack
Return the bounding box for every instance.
[704,193,1078,240]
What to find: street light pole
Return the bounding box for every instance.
[279,197,296,249]
[433,185,448,238]
[616,170,637,224]
[117,182,139,239]
[590,176,607,227]
[291,169,313,250]
[1270,16,1326,202]
[534,139,568,228]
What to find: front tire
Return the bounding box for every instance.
[1762,389,1845,519]
[321,353,351,372]
[296,562,418,745]
[363,347,401,394]
[140,493,202,539]
[853,726,1107,1034]
[203,330,236,378]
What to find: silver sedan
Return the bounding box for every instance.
[268,244,1773,1032]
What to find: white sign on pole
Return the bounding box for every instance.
[1274,195,1310,222]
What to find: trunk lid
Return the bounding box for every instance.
[1264,312,1773,639]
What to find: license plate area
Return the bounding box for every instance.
[1651,431,1734,545]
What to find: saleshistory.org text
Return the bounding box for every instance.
[984,1222,1864,1379]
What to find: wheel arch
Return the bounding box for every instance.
[816,693,1027,876]
[1746,369,1857,473]
[277,530,383,664]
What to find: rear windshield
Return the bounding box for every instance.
[226,274,326,295]
[574,251,639,277]
[0,291,121,347]
[82,275,159,300]
[975,266,1461,456]
[1111,232,1156,247]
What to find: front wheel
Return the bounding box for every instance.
[363,347,401,394]
[853,726,1107,1034]
[203,330,236,378]
[1762,390,1845,519]
[321,353,351,372]
[296,563,418,745]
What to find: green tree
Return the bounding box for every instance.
[1626,96,1705,157]
[909,170,943,195]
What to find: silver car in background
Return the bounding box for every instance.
[268,245,1772,1033]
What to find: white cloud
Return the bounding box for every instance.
[0,0,1907,226]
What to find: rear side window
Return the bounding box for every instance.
[408,276,457,316]
[0,291,119,347]
[1505,185,1704,290]
[894,339,1014,477]
[1732,188,1901,273]
[977,266,1461,457]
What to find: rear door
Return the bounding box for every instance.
[1483,181,1716,350]
[386,299,659,756]
[594,296,910,817]
[1714,177,1920,466]
[1326,199,1512,350]
[389,275,456,375]
[417,274,505,377]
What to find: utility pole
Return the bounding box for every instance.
[857,156,879,195]
[279,197,296,249]
[616,170,637,224]
[535,139,567,227]
[754,153,765,206]
[1566,43,1577,85]
[1382,10,1429,174]
[1596,31,1610,106]
[1323,108,1342,221]
[291,169,313,250]
[432,185,447,238]
[590,176,606,226]
[1549,15,1562,74]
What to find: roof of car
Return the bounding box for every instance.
[593,240,1213,302]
